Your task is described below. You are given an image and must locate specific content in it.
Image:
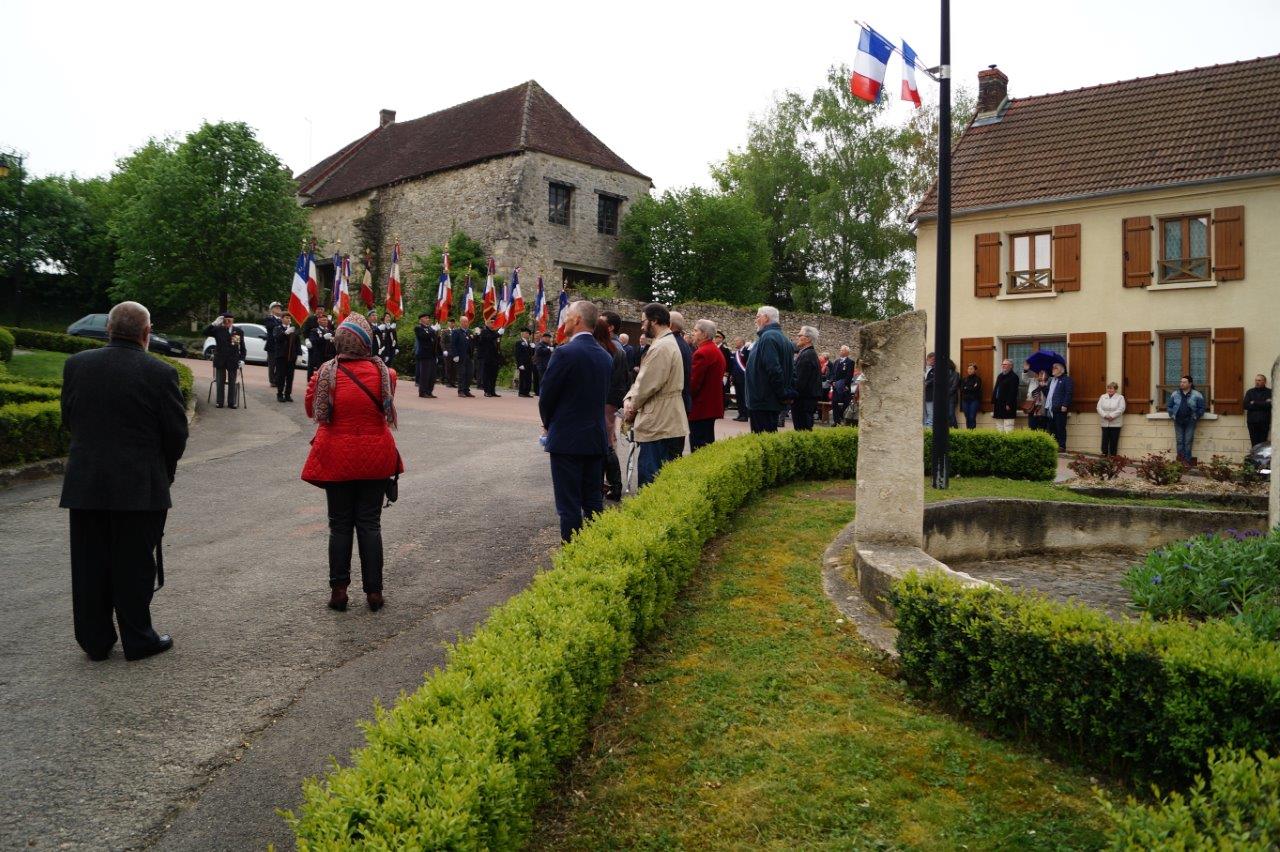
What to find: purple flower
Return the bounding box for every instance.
[1152,575,1163,585]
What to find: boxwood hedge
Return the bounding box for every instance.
[0,382,61,406]
[892,572,1280,788]
[0,401,67,466]
[0,327,13,362]
[1,326,105,354]
[925,427,1058,481]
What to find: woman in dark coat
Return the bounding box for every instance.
[378,311,399,365]
[961,363,983,429]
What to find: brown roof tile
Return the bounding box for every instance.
[297,81,649,205]
[914,54,1280,219]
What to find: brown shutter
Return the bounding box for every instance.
[1123,216,1152,287]
[1212,206,1244,281]
[1051,224,1081,292]
[1067,332,1106,412]
[1122,331,1153,414]
[1211,327,1245,414]
[974,233,1001,297]
[961,337,996,413]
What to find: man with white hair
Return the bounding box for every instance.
[60,301,188,661]
[688,318,727,450]
[830,344,854,423]
[792,325,822,431]
[744,306,795,433]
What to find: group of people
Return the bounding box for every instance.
[407,314,551,400]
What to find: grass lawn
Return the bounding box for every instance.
[5,350,69,384]
[928,475,1230,510]
[531,482,1112,850]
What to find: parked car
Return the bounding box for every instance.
[1246,441,1271,479]
[202,322,306,367]
[68,313,188,357]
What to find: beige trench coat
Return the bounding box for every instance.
[624,331,688,441]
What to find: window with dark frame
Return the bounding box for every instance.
[1158,214,1211,283]
[597,194,620,236]
[1007,231,1052,292]
[1157,331,1210,411]
[548,182,572,226]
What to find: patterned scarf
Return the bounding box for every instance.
[311,313,398,428]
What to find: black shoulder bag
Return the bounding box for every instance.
[336,362,402,506]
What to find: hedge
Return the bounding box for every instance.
[892,572,1280,788]
[0,401,67,466]
[0,383,61,406]
[0,326,105,354]
[925,427,1058,481]
[0,327,13,362]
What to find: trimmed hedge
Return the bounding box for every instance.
[0,327,13,362]
[925,427,1058,481]
[1,327,105,354]
[0,401,67,466]
[0,383,62,406]
[892,572,1280,788]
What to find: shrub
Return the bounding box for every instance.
[924,428,1058,481]
[0,327,105,354]
[1103,748,1280,849]
[1134,451,1186,485]
[0,401,67,466]
[157,355,195,407]
[1203,454,1254,485]
[1068,452,1129,480]
[892,571,1280,788]
[0,383,62,406]
[0,327,13,362]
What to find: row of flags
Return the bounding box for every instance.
[288,241,398,325]
[851,25,922,107]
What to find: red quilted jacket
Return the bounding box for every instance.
[301,360,403,485]
[689,339,727,421]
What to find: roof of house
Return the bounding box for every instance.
[913,54,1280,219]
[295,81,650,205]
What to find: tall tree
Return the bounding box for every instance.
[110,122,308,321]
[407,230,493,320]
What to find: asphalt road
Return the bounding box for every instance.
[0,365,564,850]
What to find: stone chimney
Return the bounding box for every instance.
[976,65,1008,114]
[379,109,396,128]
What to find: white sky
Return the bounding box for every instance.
[5,0,1278,192]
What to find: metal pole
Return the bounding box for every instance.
[931,0,952,488]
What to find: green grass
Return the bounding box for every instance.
[531,483,1111,850]
[927,476,1228,510]
[5,350,69,384]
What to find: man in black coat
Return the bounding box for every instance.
[306,312,336,378]
[272,312,301,402]
[669,312,694,416]
[61,301,187,661]
[533,333,553,396]
[731,338,750,421]
[991,358,1021,433]
[451,316,475,397]
[792,326,823,431]
[829,345,854,423]
[263,302,283,388]
[477,320,502,397]
[301,306,328,383]
[414,313,439,398]
[515,328,535,397]
[204,312,246,409]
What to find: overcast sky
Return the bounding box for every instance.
[5,0,1278,192]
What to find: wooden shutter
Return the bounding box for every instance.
[1212,206,1244,281]
[974,233,1001,298]
[1122,331,1153,414]
[1123,216,1152,287]
[1067,332,1106,412]
[961,337,996,413]
[1051,224,1081,292]
[1212,327,1244,414]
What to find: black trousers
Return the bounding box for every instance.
[518,366,533,395]
[455,358,472,394]
[689,418,716,451]
[479,359,498,394]
[416,358,436,396]
[549,452,605,542]
[732,374,747,417]
[267,354,277,387]
[1248,419,1269,447]
[214,365,239,407]
[275,358,295,399]
[750,409,780,433]
[1051,412,1069,451]
[792,400,816,431]
[1101,426,1121,456]
[69,509,166,658]
[324,480,385,593]
[534,366,545,396]
[444,355,457,386]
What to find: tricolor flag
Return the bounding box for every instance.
[493,277,511,330]
[532,276,548,335]
[331,251,342,313]
[554,289,570,344]
[462,274,476,322]
[481,257,497,323]
[335,255,352,320]
[508,267,524,326]
[435,250,453,323]
[385,243,403,318]
[288,252,310,324]
[901,40,922,107]
[850,25,894,103]
[307,247,320,310]
[359,256,374,308]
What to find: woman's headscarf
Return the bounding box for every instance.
[312,313,397,428]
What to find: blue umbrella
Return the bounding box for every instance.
[1026,350,1067,374]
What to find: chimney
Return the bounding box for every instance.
[379,109,396,128]
[976,65,1008,115]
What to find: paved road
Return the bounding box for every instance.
[0,366,566,850]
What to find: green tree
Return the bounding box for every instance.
[619,188,770,306]
[407,230,496,321]
[109,121,308,321]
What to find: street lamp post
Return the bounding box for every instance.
[930,0,952,489]
[0,151,25,328]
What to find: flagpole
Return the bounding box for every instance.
[931,0,952,489]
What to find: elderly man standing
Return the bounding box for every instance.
[623,303,688,486]
[60,301,188,661]
[688,319,727,451]
[744,306,795,433]
[792,326,822,431]
[538,301,614,542]
[992,359,1020,433]
[204,312,246,409]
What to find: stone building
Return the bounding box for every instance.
[295,81,652,304]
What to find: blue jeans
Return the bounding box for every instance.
[1174,419,1197,463]
[638,437,684,487]
[962,399,980,429]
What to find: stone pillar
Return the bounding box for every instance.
[855,310,926,548]
[1270,355,1279,530]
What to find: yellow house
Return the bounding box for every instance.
[914,56,1279,459]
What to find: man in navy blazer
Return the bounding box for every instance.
[1045,362,1075,451]
[538,300,614,542]
[450,316,475,397]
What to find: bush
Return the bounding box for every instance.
[1135,451,1186,485]
[892,572,1280,787]
[0,383,62,406]
[158,355,195,407]
[925,428,1058,481]
[0,327,105,354]
[1103,748,1280,849]
[1203,454,1253,485]
[1068,452,1129,480]
[0,401,68,466]
[0,327,13,362]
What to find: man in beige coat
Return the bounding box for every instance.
[623,303,688,487]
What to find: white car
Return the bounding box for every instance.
[203,322,307,367]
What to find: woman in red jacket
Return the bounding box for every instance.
[302,313,403,612]
[688,319,727,451]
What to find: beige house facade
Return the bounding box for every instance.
[914,58,1280,459]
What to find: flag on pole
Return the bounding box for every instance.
[481,257,497,323]
[901,40,922,107]
[507,267,524,327]
[288,252,310,324]
[493,279,510,330]
[554,289,570,344]
[307,247,320,310]
[336,255,352,320]
[462,274,476,322]
[359,256,374,308]
[532,276,548,335]
[385,242,403,318]
[435,250,452,323]
[851,26,894,103]
[331,251,342,313]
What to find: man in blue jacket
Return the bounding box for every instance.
[450,316,475,397]
[538,300,614,542]
[1168,375,1207,464]
[744,305,795,433]
[1044,361,1074,451]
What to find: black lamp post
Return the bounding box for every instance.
[0,150,25,328]
[930,0,953,489]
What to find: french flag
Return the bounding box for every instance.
[553,289,570,344]
[436,250,452,323]
[850,26,894,103]
[359,257,374,308]
[288,252,310,324]
[385,243,403,318]
[494,277,511,330]
[306,248,320,310]
[481,257,497,323]
[901,40,922,107]
[533,276,548,335]
[462,275,476,322]
[335,255,351,320]
[507,267,524,327]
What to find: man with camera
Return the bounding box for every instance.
[204,312,246,409]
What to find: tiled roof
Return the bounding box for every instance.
[296,81,650,205]
[914,54,1280,219]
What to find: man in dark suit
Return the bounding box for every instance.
[413,313,439,398]
[539,300,613,542]
[533,332,553,396]
[272,311,300,402]
[731,338,750,421]
[61,301,188,661]
[515,328,535,397]
[829,345,854,423]
[792,326,823,431]
[204,312,246,409]
[306,312,336,378]
[451,316,475,397]
[1045,362,1075,451]
[263,302,283,388]
[477,320,502,397]
[300,305,327,383]
[669,312,694,416]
